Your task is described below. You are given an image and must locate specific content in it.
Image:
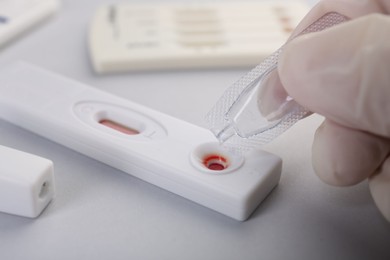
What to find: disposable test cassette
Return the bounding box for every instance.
[0,62,281,221]
[0,0,60,48]
[88,1,309,73]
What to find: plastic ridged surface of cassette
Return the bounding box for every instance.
[205,12,349,154]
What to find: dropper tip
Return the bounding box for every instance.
[215,124,236,143]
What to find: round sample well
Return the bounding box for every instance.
[190,143,244,174]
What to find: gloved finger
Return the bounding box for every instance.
[279,14,390,137]
[369,157,390,222]
[290,0,390,39]
[312,119,390,186]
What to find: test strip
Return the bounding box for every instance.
[99,119,140,135]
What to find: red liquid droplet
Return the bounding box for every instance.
[203,155,228,171]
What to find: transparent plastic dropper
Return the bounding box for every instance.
[206,12,350,152]
[214,62,308,144]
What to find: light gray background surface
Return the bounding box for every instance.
[0,0,389,259]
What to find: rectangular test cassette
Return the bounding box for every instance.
[89,1,309,73]
[0,62,282,220]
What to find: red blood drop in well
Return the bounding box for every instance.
[208,163,226,171]
[203,155,228,171]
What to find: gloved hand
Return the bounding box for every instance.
[264,0,390,221]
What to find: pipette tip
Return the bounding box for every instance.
[215,124,236,143]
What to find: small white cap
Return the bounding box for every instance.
[0,145,55,218]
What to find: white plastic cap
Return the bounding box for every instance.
[0,145,55,218]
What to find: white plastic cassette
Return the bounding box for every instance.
[0,62,281,220]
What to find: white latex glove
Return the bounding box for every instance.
[265,0,390,221]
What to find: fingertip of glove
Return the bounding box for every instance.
[312,120,385,186]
